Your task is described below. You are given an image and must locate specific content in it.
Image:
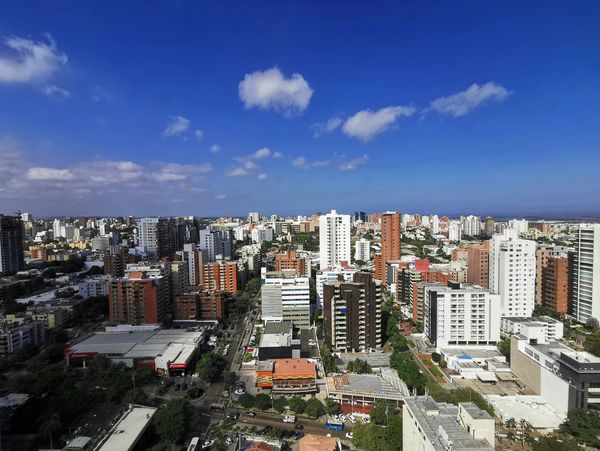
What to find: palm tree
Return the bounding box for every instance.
[519,418,533,446]
[39,413,61,449]
[505,417,517,430]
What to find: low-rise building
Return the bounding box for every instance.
[403,396,494,450]
[500,316,564,341]
[0,319,46,354]
[256,358,317,393]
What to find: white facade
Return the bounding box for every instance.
[354,237,370,262]
[251,226,274,244]
[319,210,351,270]
[500,316,564,341]
[137,217,160,255]
[199,227,231,262]
[448,220,462,242]
[260,267,310,327]
[316,265,359,308]
[431,215,440,234]
[571,224,600,323]
[508,219,529,235]
[77,276,111,298]
[424,283,501,350]
[489,229,536,317]
[462,215,481,236]
[52,219,63,239]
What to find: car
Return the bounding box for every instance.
[345,432,353,439]
[225,436,235,446]
[338,414,347,422]
[234,389,246,395]
[201,439,214,449]
[244,411,256,417]
[226,412,240,420]
[294,432,304,440]
[191,381,197,387]
[294,423,304,430]
[331,414,339,420]
[348,414,356,424]
[361,417,371,424]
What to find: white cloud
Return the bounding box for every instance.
[153,163,212,181]
[257,173,267,180]
[41,84,70,98]
[339,154,369,172]
[210,144,222,154]
[0,34,68,84]
[273,151,283,158]
[252,147,272,159]
[225,167,248,177]
[342,106,415,141]
[292,156,330,169]
[163,115,190,138]
[26,167,73,181]
[244,161,257,170]
[194,129,204,141]
[311,117,342,137]
[425,82,511,117]
[238,67,313,116]
[215,194,227,200]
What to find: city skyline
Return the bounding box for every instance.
[1,2,600,216]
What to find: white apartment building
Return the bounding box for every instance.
[462,215,481,237]
[52,219,63,239]
[424,282,500,350]
[403,396,494,451]
[508,219,529,235]
[316,265,359,308]
[251,226,274,244]
[500,315,564,341]
[571,224,600,323]
[77,276,111,298]
[199,227,231,262]
[319,210,351,270]
[354,237,370,262]
[489,229,536,317]
[137,217,160,255]
[448,220,462,242]
[261,267,310,327]
[431,214,440,234]
[176,243,205,286]
[247,212,260,223]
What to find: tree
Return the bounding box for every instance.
[385,415,403,450]
[288,396,306,414]
[324,398,340,415]
[224,371,238,387]
[153,399,192,445]
[559,409,600,448]
[586,317,600,330]
[347,358,372,374]
[273,396,288,413]
[370,399,391,425]
[533,435,581,451]
[38,412,61,449]
[305,398,325,419]
[505,417,517,430]
[254,393,271,410]
[238,394,255,409]
[498,339,511,360]
[320,346,337,374]
[195,353,225,383]
[431,352,441,363]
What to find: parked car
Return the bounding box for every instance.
[244,411,256,417]
[294,423,304,430]
[331,414,339,420]
[339,414,347,422]
[361,417,371,424]
[225,436,235,446]
[283,415,296,423]
[226,411,240,420]
[201,439,214,449]
[294,432,304,440]
[345,432,353,439]
[348,414,356,424]
[234,388,246,395]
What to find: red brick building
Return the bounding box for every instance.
[175,290,225,320]
[275,249,306,275]
[374,212,401,285]
[542,257,569,315]
[201,262,238,294]
[108,272,168,325]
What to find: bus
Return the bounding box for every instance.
[187,437,200,451]
[325,419,344,431]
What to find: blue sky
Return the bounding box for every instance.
[1,1,599,217]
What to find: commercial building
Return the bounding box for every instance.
[64,327,205,375]
[489,229,536,317]
[500,316,564,341]
[201,260,238,294]
[570,224,600,323]
[261,268,310,327]
[374,212,401,286]
[319,210,351,270]
[77,276,111,298]
[96,405,158,451]
[108,263,169,325]
[257,321,309,360]
[323,272,382,352]
[403,396,494,450]
[256,358,317,393]
[510,329,600,415]
[326,368,409,413]
[424,282,500,350]
[0,214,25,276]
[175,290,225,320]
[275,249,307,276]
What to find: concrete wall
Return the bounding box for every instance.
[510,337,541,393]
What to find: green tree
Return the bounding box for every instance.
[38,412,61,449]
[288,396,307,414]
[559,409,600,448]
[238,394,255,409]
[370,399,391,425]
[498,338,511,360]
[153,399,192,445]
[195,353,225,383]
[324,398,340,415]
[347,358,372,374]
[273,396,288,413]
[254,393,271,410]
[584,329,600,357]
[385,415,403,450]
[533,435,581,451]
[320,346,337,374]
[224,371,238,387]
[305,398,325,419]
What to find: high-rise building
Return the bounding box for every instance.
[489,229,536,317]
[323,272,382,352]
[0,215,25,276]
[261,267,310,327]
[508,219,529,235]
[535,244,570,305]
[201,260,238,294]
[137,217,177,258]
[353,211,367,223]
[319,210,351,270]
[542,256,569,315]
[483,216,495,238]
[448,220,462,242]
[424,282,500,350]
[571,224,600,323]
[275,249,307,275]
[199,227,231,262]
[466,242,489,288]
[461,215,481,237]
[315,264,359,308]
[247,212,260,223]
[108,265,169,325]
[175,290,225,320]
[177,243,206,286]
[52,218,63,239]
[354,237,370,262]
[374,212,401,285]
[103,246,140,277]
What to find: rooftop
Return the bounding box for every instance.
[273,358,316,376]
[487,395,565,430]
[327,368,409,400]
[263,321,292,335]
[96,405,157,451]
[299,434,339,451]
